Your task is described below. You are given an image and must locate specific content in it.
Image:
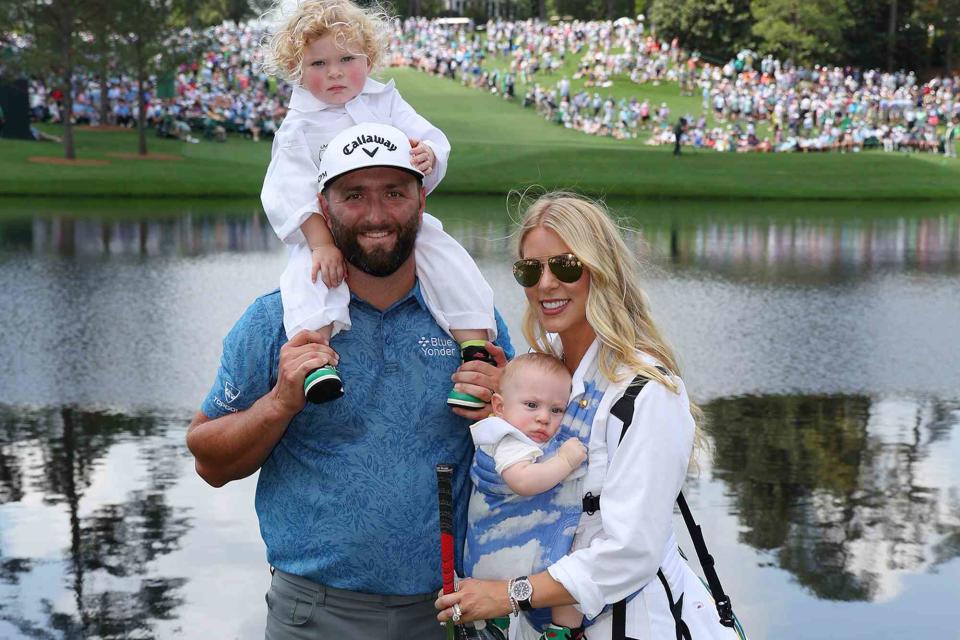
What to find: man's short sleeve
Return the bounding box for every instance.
[493,309,515,360]
[201,295,282,419]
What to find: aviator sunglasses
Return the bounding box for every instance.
[512,253,584,287]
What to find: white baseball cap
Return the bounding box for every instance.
[317,123,424,192]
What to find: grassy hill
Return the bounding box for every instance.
[3,68,960,200]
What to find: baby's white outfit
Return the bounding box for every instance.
[470,416,546,474]
[261,78,495,339]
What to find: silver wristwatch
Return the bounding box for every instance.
[508,576,534,614]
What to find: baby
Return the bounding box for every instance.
[260,0,495,406]
[467,353,587,640]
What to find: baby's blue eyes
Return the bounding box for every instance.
[523,402,564,415]
[309,56,355,67]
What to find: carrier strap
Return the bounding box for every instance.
[600,370,736,639]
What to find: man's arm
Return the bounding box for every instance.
[186,329,338,487]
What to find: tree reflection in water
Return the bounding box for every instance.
[0,406,191,639]
[704,395,960,601]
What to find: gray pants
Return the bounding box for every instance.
[265,568,446,640]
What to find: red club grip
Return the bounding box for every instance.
[436,464,456,595]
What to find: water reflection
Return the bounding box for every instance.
[0,394,956,638]
[643,215,960,279]
[17,213,276,256]
[0,406,191,639]
[704,395,960,602]
[0,198,959,638]
[3,204,957,281]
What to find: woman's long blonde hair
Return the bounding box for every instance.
[516,191,705,457]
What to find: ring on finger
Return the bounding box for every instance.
[451,603,462,623]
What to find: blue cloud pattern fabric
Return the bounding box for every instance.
[465,361,608,631]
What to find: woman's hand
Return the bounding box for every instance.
[435,578,512,624]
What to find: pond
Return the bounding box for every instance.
[0,195,958,639]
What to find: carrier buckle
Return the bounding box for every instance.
[582,491,601,515]
[716,595,735,628]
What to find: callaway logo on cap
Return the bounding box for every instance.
[317,123,425,192]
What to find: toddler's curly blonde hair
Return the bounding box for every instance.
[262,0,391,86]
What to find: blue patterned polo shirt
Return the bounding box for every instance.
[201,283,513,595]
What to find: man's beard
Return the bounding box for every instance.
[328,210,419,277]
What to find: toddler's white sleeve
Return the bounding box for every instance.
[261,127,322,245]
[279,242,351,340]
[415,213,496,339]
[389,90,451,195]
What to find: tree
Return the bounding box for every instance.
[889,0,899,70]
[650,0,754,61]
[914,0,960,72]
[213,0,257,24]
[751,0,852,65]
[3,0,90,159]
[114,0,204,156]
[81,0,123,128]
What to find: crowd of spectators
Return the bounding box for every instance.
[21,17,960,156]
[25,23,288,144]
[393,17,960,155]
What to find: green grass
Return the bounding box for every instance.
[3,68,960,200]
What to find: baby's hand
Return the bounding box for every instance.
[311,244,346,289]
[558,438,587,470]
[409,138,435,175]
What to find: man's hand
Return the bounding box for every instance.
[450,341,507,420]
[273,330,339,417]
[409,137,436,175]
[311,244,346,288]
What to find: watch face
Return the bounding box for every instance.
[511,578,533,601]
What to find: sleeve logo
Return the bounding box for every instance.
[224,382,240,404]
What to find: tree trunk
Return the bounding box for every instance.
[887,0,897,72]
[61,11,76,160]
[606,0,616,19]
[624,0,635,18]
[96,22,110,127]
[947,34,955,75]
[537,0,546,20]
[136,39,147,156]
[98,61,110,127]
[408,0,421,16]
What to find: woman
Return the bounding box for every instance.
[436,193,743,640]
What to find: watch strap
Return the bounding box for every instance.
[507,578,520,616]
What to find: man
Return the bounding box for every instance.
[187,123,511,639]
[673,117,687,156]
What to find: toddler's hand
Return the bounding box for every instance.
[409,138,435,175]
[558,438,587,470]
[311,244,346,289]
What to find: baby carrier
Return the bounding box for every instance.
[465,381,607,632]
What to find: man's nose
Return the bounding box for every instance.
[364,195,388,223]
